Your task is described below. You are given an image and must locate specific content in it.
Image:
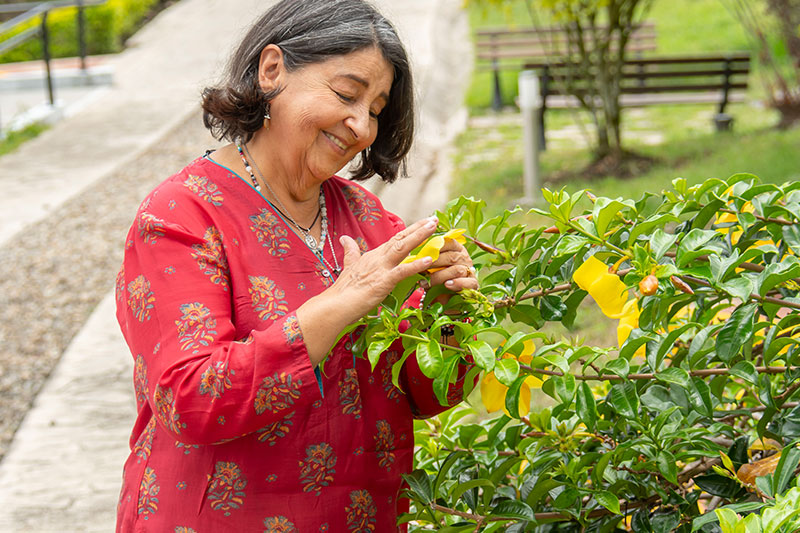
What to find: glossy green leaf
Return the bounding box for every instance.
[433,355,461,406]
[604,358,630,378]
[757,257,800,297]
[594,490,621,515]
[402,469,433,503]
[651,510,681,533]
[610,381,639,419]
[694,473,742,499]
[367,338,394,370]
[773,445,800,495]
[468,341,496,372]
[593,198,630,236]
[657,450,679,485]
[504,375,527,419]
[416,340,444,379]
[494,357,520,387]
[656,367,691,389]
[729,361,758,385]
[576,382,597,431]
[676,229,721,267]
[450,479,495,504]
[651,229,679,260]
[488,500,536,520]
[784,224,800,256]
[716,303,757,363]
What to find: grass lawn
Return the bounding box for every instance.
[451,103,799,215]
[0,122,48,157]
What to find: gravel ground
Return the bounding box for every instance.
[0,111,217,460]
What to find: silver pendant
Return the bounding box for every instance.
[305,234,317,249]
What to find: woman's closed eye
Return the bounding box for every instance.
[335,90,381,119]
[334,90,355,103]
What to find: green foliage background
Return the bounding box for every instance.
[0,0,166,63]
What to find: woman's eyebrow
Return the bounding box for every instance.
[337,74,389,102]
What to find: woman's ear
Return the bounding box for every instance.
[258,44,284,93]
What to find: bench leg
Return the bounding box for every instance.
[538,108,546,151]
[492,69,503,111]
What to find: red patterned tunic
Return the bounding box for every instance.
[115,155,468,532]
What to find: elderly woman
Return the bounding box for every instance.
[114,0,477,530]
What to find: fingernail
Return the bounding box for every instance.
[445,280,454,287]
[421,256,433,266]
[425,216,438,229]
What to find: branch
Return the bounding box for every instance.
[714,402,799,424]
[522,365,800,381]
[676,274,800,310]
[718,208,795,226]
[429,496,660,524]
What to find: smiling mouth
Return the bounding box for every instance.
[324,132,348,152]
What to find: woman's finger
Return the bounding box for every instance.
[382,216,439,263]
[428,264,474,287]
[339,235,363,269]
[430,249,470,271]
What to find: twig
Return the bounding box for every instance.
[521,365,800,381]
[776,381,800,405]
[429,496,660,524]
[719,208,795,226]
[714,402,800,424]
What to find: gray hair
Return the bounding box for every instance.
[201,0,414,183]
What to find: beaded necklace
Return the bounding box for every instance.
[235,138,341,278]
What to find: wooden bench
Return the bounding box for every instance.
[476,22,657,110]
[526,53,751,148]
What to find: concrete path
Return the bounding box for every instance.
[0,0,471,530]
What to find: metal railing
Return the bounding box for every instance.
[0,0,106,115]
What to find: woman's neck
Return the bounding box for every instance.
[243,133,321,226]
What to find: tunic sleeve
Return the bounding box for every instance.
[116,183,320,446]
[384,212,474,419]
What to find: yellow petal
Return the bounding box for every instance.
[524,375,543,388]
[589,273,629,318]
[573,255,608,292]
[518,339,536,365]
[417,235,445,262]
[616,300,641,348]
[480,373,507,413]
[443,228,467,245]
[400,235,446,265]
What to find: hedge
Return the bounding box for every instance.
[0,0,165,63]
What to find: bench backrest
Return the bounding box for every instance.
[476,22,657,67]
[528,53,751,96]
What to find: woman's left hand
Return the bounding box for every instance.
[426,239,479,292]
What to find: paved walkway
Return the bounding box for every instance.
[0,0,470,530]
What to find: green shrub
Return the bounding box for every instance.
[0,0,163,63]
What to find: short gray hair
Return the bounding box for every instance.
[201,0,414,183]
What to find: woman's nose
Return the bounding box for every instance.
[345,106,372,142]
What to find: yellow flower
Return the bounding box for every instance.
[615,299,640,347]
[401,228,467,265]
[480,340,543,416]
[573,255,629,318]
[715,202,772,248]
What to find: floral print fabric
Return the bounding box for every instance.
[115,156,469,531]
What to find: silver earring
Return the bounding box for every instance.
[263,103,271,129]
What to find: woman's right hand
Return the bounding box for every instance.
[333,216,440,318]
[296,216,440,365]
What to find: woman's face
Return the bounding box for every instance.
[262,46,394,188]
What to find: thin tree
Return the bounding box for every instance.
[726,0,800,128]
